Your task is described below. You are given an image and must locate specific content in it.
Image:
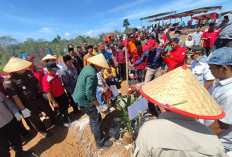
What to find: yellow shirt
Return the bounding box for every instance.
[103,67,116,79]
[93,49,99,56]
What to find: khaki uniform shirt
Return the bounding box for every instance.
[133,112,226,157]
[0,92,19,128]
[3,70,39,102]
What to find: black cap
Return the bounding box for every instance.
[189,46,204,55]
[63,55,72,63]
[46,61,59,71]
[209,21,216,26]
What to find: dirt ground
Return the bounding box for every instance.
[10,82,133,157]
[11,109,133,157]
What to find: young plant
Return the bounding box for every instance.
[116,94,137,136]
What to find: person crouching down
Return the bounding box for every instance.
[73,54,113,149]
[43,61,70,127]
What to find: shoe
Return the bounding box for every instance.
[96,140,113,149]
[42,131,52,138]
[16,150,34,157]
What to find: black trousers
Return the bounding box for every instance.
[0,118,22,157]
[24,95,57,133]
[54,93,69,114]
[66,92,79,112]
[80,106,106,146]
[118,63,126,81]
[204,47,211,56]
[55,93,69,123]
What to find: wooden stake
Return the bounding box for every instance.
[125,46,129,90]
[138,111,142,129]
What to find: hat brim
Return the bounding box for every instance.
[27,57,35,61]
[197,56,208,63]
[139,84,225,120]
[88,60,110,69]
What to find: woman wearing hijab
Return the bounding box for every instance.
[184,34,195,51]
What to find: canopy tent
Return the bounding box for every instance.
[140,11,176,20]
[221,11,232,16]
[149,6,222,22]
[191,12,219,23]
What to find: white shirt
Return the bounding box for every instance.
[212,77,232,151]
[192,31,203,46]
[191,60,215,93]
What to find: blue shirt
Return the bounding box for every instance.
[212,77,232,151]
[134,48,165,70]
[98,50,112,60]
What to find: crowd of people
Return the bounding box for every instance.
[0,13,231,157]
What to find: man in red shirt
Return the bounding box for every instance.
[43,61,69,127]
[133,40,146,82]
[201,22,220,56]
[162,38,187,71]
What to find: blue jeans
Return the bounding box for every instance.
[96,87,105,105]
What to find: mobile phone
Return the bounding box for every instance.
[224,15,229,20]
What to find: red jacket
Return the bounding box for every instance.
[31,65,44,87]
[116,46,129,64]
[164,46,187,71]
[133,48,147,69]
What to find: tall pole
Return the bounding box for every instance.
[125,46,129,90]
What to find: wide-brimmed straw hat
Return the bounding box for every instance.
[41,54,57,63]
[87,53,109,69]
[139,65,225,120]
[3,58,32,73]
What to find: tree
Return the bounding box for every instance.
[0,36,17,48]
[56,35,61,41]
[123,19,130,29]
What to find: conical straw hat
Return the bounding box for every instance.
[3,58,32,73]
[87,53,109,69]
[140,65,225,120]
[41,54,57,63]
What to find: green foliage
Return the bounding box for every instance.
[116,94,136,136]
[123,19,130,29]
[0,28,128,72]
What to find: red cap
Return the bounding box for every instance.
[146,39,158,50]
[104,39,108,43]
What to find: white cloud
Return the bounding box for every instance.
[82,20,120,37]
[83,30,94,36]
[38,27,59,34]
[64,32,71,37]
[108,0,150,13]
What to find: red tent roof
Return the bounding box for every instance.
[221,11,232,16]
[140,11,176,20]
[192,12,219,21]
[149,6,222,22]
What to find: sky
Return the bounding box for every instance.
[0,0,231,42]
